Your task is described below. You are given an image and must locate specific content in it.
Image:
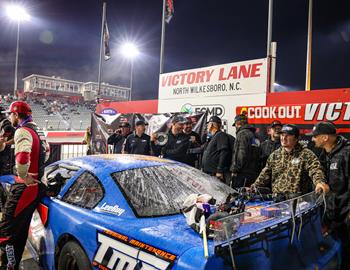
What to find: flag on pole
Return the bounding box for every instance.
[103,21,111,61]
[165,0,174,24]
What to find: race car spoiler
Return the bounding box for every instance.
[212,192,324,267]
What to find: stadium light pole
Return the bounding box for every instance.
[120,43,139,101]
[6,5,30,98]
[305,0,313,91]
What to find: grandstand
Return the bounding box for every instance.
[0,94,92,131]
[0,74,131,131]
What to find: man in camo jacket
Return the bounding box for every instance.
[251,124,329,194]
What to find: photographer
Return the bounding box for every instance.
[107,122,131,154]
[151,116,191,164]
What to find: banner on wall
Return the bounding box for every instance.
[90,112,207,154]
[158,94,267,135]
[236,102,350,141]
[158,58,268,100]
[238,102,350,125]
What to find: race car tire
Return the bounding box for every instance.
[58,241,92,270]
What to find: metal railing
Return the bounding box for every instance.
[48,143,88,164]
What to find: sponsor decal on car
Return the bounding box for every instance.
[93,230,176,270]
[95,203,125,216]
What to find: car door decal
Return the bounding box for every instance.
[93,230,176,270]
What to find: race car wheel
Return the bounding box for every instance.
[58,241,92,270]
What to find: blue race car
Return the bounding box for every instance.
[25,154,233,270]
[0,154,341,270]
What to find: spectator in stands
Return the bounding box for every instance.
[307,122,350,269]
[183,118,201,167]
[260,120,282,168]
[251,124,329,195]
[107,122,131,154]
[230,114,261,188]
[123,120,151,155]
[151,116,191,164]
[202,116,231,184]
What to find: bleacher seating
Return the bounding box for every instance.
[0,95,93,131]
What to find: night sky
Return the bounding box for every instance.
[0,0,349,100]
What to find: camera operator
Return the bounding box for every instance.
[107,122,131,154]
[151,116,191,164]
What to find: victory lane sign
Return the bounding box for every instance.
[159,58,268,100]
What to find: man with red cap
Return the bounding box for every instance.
[0,101,49,270]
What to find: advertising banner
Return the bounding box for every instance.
[159,58,268,100]
[236,101,350,141]
[237,102,350,128]
[158,94,267,135]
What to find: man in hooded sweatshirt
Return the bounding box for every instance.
[230,114,261,188]
[308,122,350,270]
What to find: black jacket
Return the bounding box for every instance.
[202,130,230,174]
[151,130,191,164]
[107,133,131,154]
[230,124,261,177]
[124,132,151,155]
[0,118,15,175]
[260,138,281,168]
[320,136,350,222]
[185,131,202,167]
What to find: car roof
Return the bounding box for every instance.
[59,154,178,175]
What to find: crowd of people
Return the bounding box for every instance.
[106,113,350,269]
[0,99,349,269]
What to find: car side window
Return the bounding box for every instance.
[42,164,79,190]
[62,171,104,209]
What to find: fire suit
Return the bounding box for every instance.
[0,122,49,270]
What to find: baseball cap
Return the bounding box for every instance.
[119,122,131,128]
[232,114,247,126]
[135,120,148,126]
[2,101,32,116]
[271,120,282,128]
[279,124,300,137]
[207,115,222,125]
[306,122,336,136]
[184,118,192,124]
[172,115,187,124]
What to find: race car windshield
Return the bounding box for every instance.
[111,165,234,217]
